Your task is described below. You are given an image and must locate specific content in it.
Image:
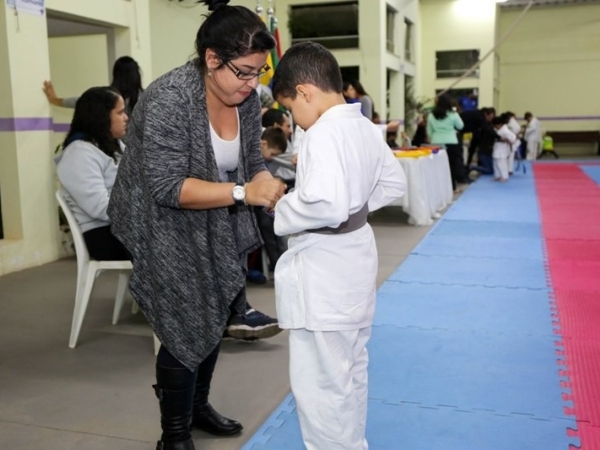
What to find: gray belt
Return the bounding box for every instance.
[308,204,369,235]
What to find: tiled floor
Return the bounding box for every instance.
[0,206,432,450]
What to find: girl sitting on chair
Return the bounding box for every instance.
[55,86,130,261]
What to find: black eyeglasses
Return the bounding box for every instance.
[224,61,270,80]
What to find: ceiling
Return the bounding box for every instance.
[499,0,600,7]
[46,13,113,38]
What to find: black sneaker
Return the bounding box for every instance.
[226,309,282,340]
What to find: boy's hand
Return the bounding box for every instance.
[291,154,298,166]
[245,178,287,209]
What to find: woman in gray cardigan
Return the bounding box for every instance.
[107,1,286,449]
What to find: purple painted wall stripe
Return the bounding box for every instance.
[0,117,54,132]
[537,116,600,121]
[0,118,71,133]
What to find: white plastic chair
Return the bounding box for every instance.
[56,190,160,353]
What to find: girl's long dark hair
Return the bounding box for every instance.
[432,94,453,120]
[195,0,275,73]
[62,87,122,161]
[110,56,142,112]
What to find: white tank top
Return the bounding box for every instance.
[210,109,240,182]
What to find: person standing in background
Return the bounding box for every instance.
[427,94,465,191]
[505,111,521,174]
[524,111,542,161]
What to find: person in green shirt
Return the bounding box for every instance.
[427,94,465,191]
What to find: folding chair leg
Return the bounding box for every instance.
[112,271,131,325]
[69,266,96,348]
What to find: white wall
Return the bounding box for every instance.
[147,0,418,122]
[0,0,152,276]
[419,0,498,108]
[498,4,600,133]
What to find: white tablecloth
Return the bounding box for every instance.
[390,149,453,225]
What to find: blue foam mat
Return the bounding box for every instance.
[242,155,574,449]
[581,165,600,186]
[388,254,547,289]
[242,398,577,450]
[374,282,553,336]
[368,325,569,420]
[430,220,542,239]
[411,234,544,260]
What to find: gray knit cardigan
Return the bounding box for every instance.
[108,60,266,370]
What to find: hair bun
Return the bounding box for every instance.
[198,0,230,11]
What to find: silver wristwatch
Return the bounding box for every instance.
[232,184,246,206]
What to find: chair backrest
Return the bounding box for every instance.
[56,189,90,275]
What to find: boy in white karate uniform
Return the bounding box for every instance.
[492,116,517,182]
[506,112,521,174]
[271,42,407,450]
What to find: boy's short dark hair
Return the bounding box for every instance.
[261,127,288,153]
[262,108,287,128]
[272,42,343,100]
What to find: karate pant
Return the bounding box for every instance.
[526,138,540,161]
[508,149,516,173]
[289,327,371,450]
[493,157,509,180]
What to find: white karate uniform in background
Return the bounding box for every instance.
[525,116,542,161]
[507,116,521,173]
[493,124,517,181]
[274,103,406,450]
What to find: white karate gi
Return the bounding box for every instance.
[274,103,406,450]
[507,117,521,173]
[525,116,542,161]
[493,124,516,181]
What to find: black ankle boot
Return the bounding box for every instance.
[155,439,195,450]
[192,402,243,436]
[154,365,196,449]
[191,344,243,436]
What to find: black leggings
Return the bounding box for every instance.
[445,144,466,190]
[83,226,130,261]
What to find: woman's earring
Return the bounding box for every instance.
[208,69,212,77]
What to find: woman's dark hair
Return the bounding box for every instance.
[63,87,122,161]
[349,79,368,97]
[272,42,343,100]
[432,94,453,120]
[110,56,142,112]
[195,0,276,73]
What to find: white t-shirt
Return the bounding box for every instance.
[210,109,240,182]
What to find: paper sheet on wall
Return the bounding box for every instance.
[6,0,45,16]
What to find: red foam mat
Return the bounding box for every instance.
[551,290,600,341]
[542,223,600,240]
[569,424,600,450]
[535,163,600,448]
[545,240,600,262]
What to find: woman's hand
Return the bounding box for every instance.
[42,81,62,106]
[245,178,287,209]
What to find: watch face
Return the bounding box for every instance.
[233,185,245,201]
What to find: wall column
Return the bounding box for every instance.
[0,5,59,275]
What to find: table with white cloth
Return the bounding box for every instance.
[389,149,454,226]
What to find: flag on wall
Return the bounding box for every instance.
[260,15,283,89]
